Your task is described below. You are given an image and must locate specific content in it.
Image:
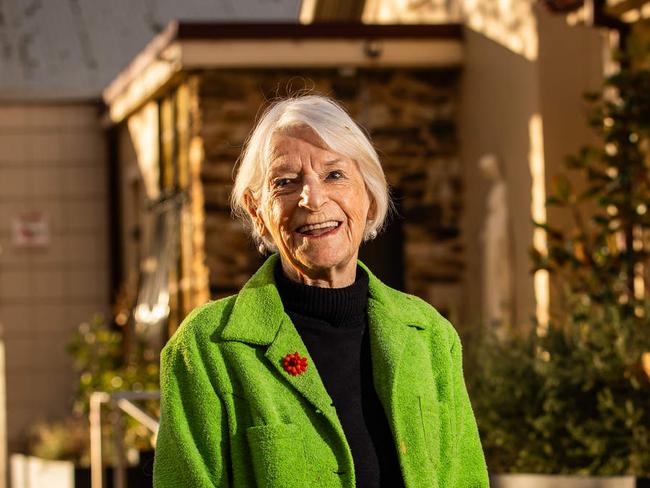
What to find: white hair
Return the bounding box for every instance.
[230,94,392,251]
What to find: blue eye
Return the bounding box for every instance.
[327,170,343,180]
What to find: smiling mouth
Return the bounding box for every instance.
[295,220,342,237]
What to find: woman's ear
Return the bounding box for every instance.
[243,192,267,237]
[367,195,378,221]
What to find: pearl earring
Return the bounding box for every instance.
[258,242,267,255]
[368,230,377,240]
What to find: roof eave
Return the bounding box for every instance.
[103,21,464,124]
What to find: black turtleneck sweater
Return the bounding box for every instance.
[274,263,404,488]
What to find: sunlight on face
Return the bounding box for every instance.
[260,126,371,287]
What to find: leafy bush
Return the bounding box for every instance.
[27,314,160,466]
[27,417,90,465]
[470,297,650,475]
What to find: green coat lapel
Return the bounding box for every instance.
[220,254,336,416]
[264,317,336,415]
[220,254,438,412]
[360,260,430,409]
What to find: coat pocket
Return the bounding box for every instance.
[246,422,307,488]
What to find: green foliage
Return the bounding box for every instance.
[470,299,650,476]
[28,314,160,466]
[66,314,159,419]
[28,417,90,465]
[465,327,544,472]
[530,45,650,316]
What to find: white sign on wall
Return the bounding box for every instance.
[12,212,50,248]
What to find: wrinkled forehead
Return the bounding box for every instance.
[268,124,330,161]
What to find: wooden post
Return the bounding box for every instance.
[90,392,109,488]
[111,404,126,488]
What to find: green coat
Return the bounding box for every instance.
[153,254,489,487]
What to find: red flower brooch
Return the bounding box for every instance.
[282,351,308,376]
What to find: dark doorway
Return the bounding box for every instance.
[359,189,404,291]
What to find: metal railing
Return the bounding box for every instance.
[89,391,160,488]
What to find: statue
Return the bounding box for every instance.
[479,154,514,334]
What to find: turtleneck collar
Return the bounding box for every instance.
[274,260,369,328]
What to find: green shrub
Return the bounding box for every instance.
[27,314,159,466]
[469,297,650,476]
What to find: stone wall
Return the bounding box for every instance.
[197,68,462,315]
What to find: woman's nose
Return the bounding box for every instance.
[299,176,327,210]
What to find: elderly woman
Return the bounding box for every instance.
[153,95,488,487]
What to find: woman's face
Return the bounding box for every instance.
[253,126,371,287]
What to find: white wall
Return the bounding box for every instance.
[459,28,539,329]
[459,6,605,329]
